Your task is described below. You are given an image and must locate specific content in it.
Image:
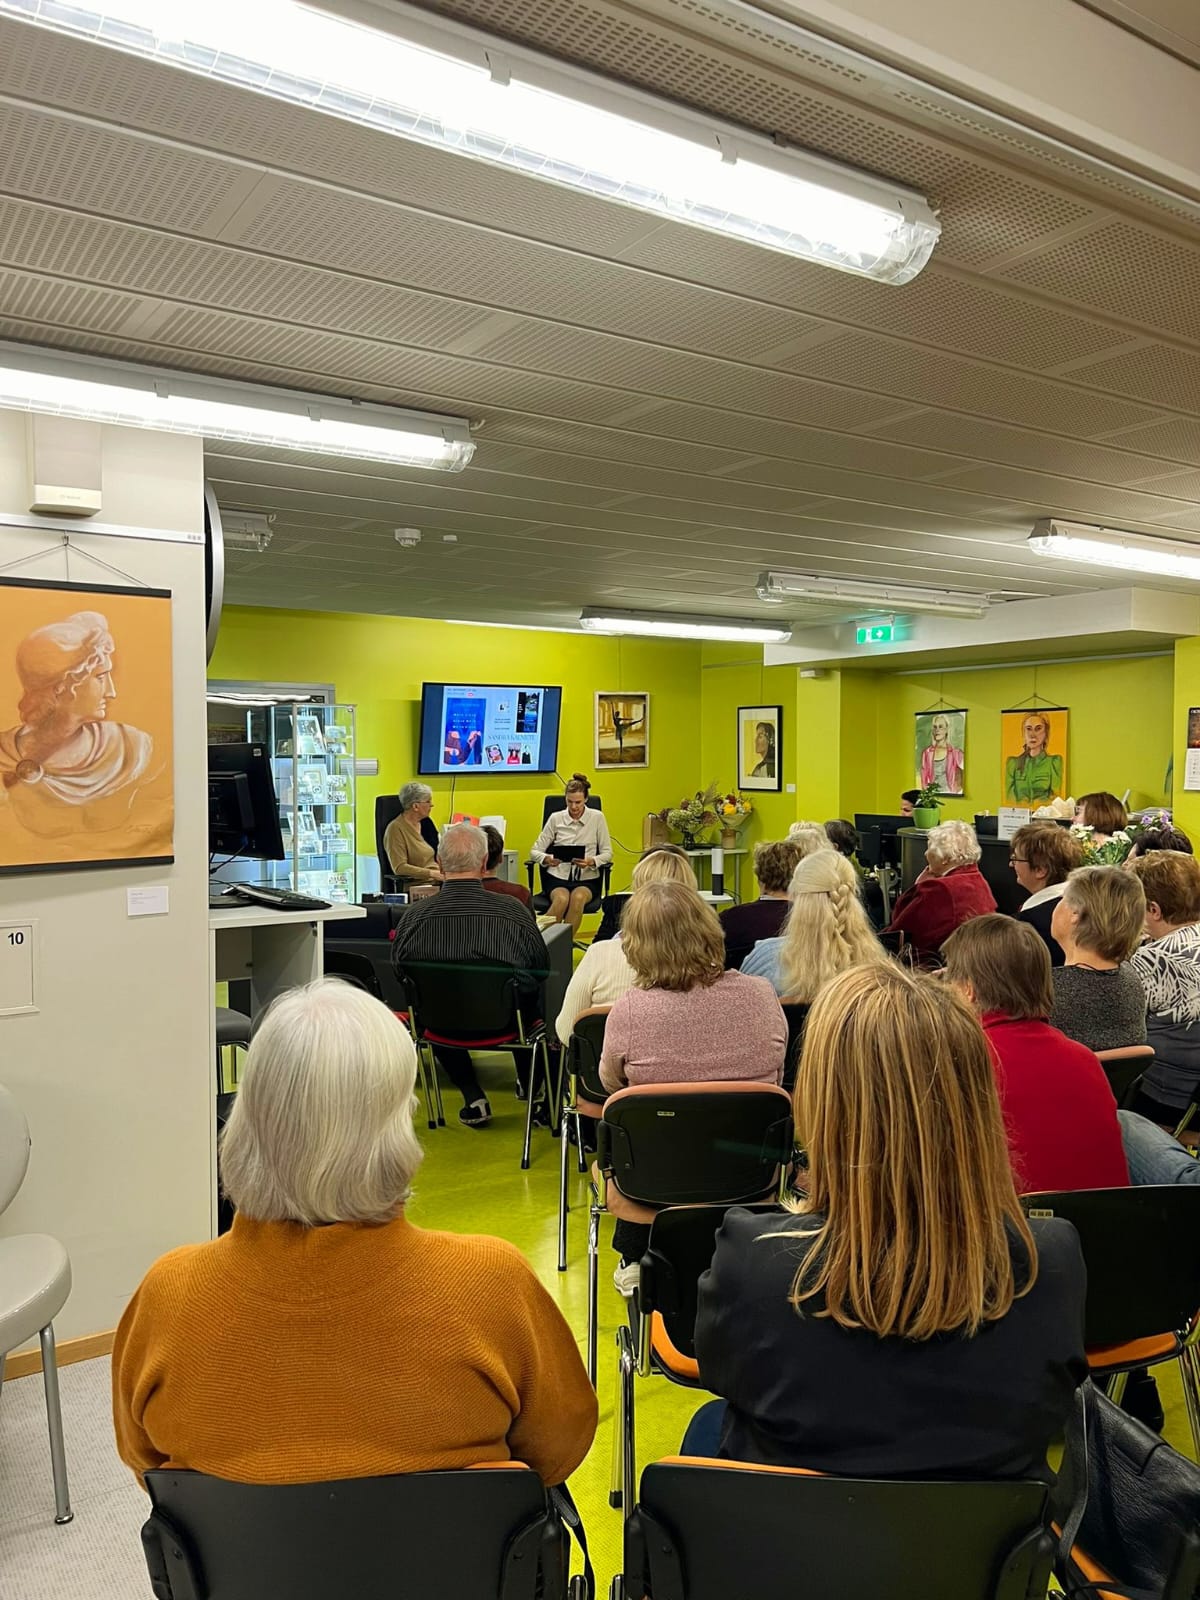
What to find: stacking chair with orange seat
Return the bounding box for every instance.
[586,1083,793,1383]
[615,1457,1054,1600]
[1022,1185,1200,1454]
[558,1007,611,1273]
[1094,1043,1154,1109]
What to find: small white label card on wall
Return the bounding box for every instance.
[0,920,37,1016]
[127,886,170,917]
[997,807,1031,841]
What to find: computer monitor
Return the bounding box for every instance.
[854,813,910,870]
[208,743,285,860]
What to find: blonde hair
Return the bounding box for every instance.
[784,964,1036,1340]
[220,979,423,1225]
[787,821,836,860]
[777,851,884,1004]
[1062,865,1145,962]
[753,838,803,894]
[621,880,724,992]
[631,846,698,892]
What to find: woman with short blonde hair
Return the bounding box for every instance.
[113,980,597,1489]
[622,880,725,991]
[741,850,884,1001]
[692,963,1087,1477]
[1050,866,1147,1051]
[786,820,835,859]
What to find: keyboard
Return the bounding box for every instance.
[210,883,331,912]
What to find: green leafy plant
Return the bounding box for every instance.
[915,780,941,811]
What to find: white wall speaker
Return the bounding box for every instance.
[25,413,103,514]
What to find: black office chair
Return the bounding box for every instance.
[375,796,439,892]
[524,794,612,925]
[142,1466,587,1600]
[558,1007,610,1272]
[1094,1043,1154,1109]
[779,1001,810,1093]
[617,1460,1053,1600]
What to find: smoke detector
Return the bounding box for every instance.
[394,527,422,547]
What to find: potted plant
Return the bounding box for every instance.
[912,781,942,830]
[658,782,723,851]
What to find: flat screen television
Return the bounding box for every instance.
[418,683,563,775]
[208,742,285,859]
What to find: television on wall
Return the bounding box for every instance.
[418,683,563,775]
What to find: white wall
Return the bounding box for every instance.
[0,411,212,1345]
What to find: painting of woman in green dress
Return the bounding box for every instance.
[1002,709,1067,804]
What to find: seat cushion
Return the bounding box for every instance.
[0,1234,71,1353]
[215,1007,252,1046]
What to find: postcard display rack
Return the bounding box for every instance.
[254,703,357,903]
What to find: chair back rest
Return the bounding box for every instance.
[1094,1045,1154,1109]
[143,1467,566,1600]
[541,794,602,826]
[322,950,384,1001]
[598,1083,793,1209]
[568,1007,610,1102]
[627,1462,1051,1600]
[1022,1186,1200,1347]
[0,1083,31,1216]
[375,795,403,884]
[779,1002,810,1092]
[642,1203,779,1360]
[395,960,525,1038]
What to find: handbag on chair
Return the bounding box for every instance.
[1056,1380,1200,1599]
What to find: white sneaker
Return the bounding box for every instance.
[613,1261,640,1298]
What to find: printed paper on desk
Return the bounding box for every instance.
[997,808,1031,841]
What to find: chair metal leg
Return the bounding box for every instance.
[521,1057,536,1171]
[617,1323,637,1516]
[1180,1344,1200,1460]
[39,1325,73,1525]
[417,1044,437,1131]
[587,1195,600,1385]
[610,1328,626,1510]
[431,1048,445,1127]
[558,1101,571,1272]
[575,1109,587,1174]
[1107,1370,1129,1407]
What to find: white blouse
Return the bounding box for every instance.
[531,807,612,884]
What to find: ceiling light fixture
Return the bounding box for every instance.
[1,0,941,284]
[755,571,991,619]
[221,510,275,551]
[580,607,792,642]
[0,341,475,470]
[1029,519,1200,581]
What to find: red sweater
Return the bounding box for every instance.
[885,864,996,957]
[982,1013,1129,1195]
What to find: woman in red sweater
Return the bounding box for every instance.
[942,914,1128,1193]
[885,819,996,961]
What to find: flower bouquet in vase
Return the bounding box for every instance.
[658,781,723,851]
[717,793,753,849]
[1070,824,1134,867]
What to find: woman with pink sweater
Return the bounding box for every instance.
[598,880,786,1294]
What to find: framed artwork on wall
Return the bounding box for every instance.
[0,577,175,875]
[1001,706,1069,804]
[737,704,782,792]
[595,691,649,767]
[914,708,967,796]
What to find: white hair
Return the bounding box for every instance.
[220,979,423,1225]
[399,781,432,812]
[926,819,981,867]
[786,820,836,860]
[438,822,488,874]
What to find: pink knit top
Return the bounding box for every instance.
[599,969,786,1094]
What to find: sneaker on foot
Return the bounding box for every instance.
[613,1261,640,1298]
[459,1099,492,1128]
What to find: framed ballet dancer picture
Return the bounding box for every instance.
[0,577,175,875]
[595,692,649,767]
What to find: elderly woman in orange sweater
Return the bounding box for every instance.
[112,979,597,1489]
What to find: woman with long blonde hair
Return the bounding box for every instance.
[741,849,883,1000]
[692,963,1087,1477]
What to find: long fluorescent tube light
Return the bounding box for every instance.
[580,607,793,643]
[756,571,990,619]
[0,341,475,470]
[1,0,941,285]
[1029,519,1200,581]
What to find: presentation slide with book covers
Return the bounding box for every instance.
[419,684,561,774]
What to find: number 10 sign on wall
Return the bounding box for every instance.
[0,920,36,1016]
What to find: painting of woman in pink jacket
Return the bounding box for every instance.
[917,711,966,796]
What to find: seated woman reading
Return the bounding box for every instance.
[112,979,597,1488]
[691,963,1087,1479]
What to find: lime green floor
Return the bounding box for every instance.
[403,1045,1199,1593]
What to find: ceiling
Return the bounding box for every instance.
[0,1,1199,632]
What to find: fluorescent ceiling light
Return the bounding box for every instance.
[756,571,990,619]
[1,0,941,284]
[580,607,792,642]
[1029,519,1200,581]
[220,510,275,551]
[0,341,474,469]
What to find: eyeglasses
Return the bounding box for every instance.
[1009,855,1029,865]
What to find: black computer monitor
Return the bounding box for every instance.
[208,743,285,860]
[854,813,911,870]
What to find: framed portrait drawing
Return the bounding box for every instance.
[914,708,967,796]
[737,704,782,792]
[1000,706,1069,805]
[595,692,649,768]
[0,577,175,875]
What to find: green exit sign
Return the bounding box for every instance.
[856,622,895,644]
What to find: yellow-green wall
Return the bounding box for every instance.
[699,646,800,842]
[1175,639,1200,840]
[209,607,702,886]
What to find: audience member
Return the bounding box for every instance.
[591,844,695,944]
[1010,822,1084,965]
[481,824,531,908]
[824,819,860,860]
[1129,824,1193,859]
[391,824,548,1127]
[1126,851,1200,1126]
[1118,1111,1200,1185]
[899,789,920,818]
[720,838,801,971]
[741,850,882,1001]
[884,819,995,959]
[943,916,1128,1192]
[1074,791,1127,843]
[555,849,700,1043]
[383,781,443,885]
[690,964,1087,1477]
[786,820,835,859]
[112,980,597,1488]
[1050,866,1147,1052]
[599,880,786,1295]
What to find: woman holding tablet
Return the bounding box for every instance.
[531,773,612,935]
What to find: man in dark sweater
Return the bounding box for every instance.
[391,823,549,1126]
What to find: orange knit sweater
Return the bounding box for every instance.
[112,1214,597,1488]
